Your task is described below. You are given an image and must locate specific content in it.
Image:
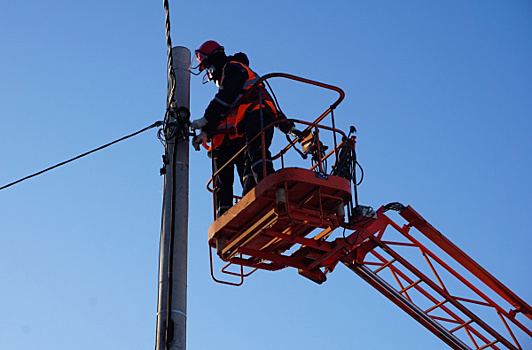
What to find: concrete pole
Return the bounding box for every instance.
[156,46,191,350]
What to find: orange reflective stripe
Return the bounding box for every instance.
[266,100,276,113]
[211,111,244,150]
[235,97,277,122]
[211,133,225,150]
[210,61,279,150]
[233,102,251,126]
[226,61,262,126]
[250,99,276,113]
[216,113,237,132]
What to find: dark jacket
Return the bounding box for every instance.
[201,53,252,137]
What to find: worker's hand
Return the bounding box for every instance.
[190,117,208,130]
[192,131,207,151]
[289,126,302,138]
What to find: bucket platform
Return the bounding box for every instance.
[208,167,352,283]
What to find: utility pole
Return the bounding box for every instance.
[156,46,191,350]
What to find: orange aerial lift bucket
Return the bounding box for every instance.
[205,73,359,285]
[203,73,532,349]
[208,166,352,282]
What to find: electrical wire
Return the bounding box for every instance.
[383,202,406,212]
[159,1,179,348]
[163,0,176,121]
[331,140,354,180]
[0,121,162,192]
[331,138,365,186]
[265,80,283,116]
[343,226,360,246]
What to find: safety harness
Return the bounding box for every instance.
[207,61,278,151]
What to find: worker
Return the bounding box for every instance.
[190,41,261,218]
[191,40,299,217]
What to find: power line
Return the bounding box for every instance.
[163,0,176,123]
[0,120,163,192]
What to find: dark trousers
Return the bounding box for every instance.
[212,136,252,218]
[242,107,275,195]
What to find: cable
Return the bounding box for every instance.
[0,121,162,192]
[383,202,406,212]
[164,133,178,348]
[163,0,176,121]
[265,80,283,116]
[160,1,178,349]
[331,139,355,180]
[343,226,361,246]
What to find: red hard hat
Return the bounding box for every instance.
[195,40,224,71]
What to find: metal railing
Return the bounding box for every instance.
[205,72,347,220]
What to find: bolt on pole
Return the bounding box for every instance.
[156,46,191,350]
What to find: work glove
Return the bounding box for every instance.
[192,131,207,151]
[278,119,302,138]
[190,117,208,130]
[288,126,302,138]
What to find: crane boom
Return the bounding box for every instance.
[340,204,531,350]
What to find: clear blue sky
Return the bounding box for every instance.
[1,1,531,349]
